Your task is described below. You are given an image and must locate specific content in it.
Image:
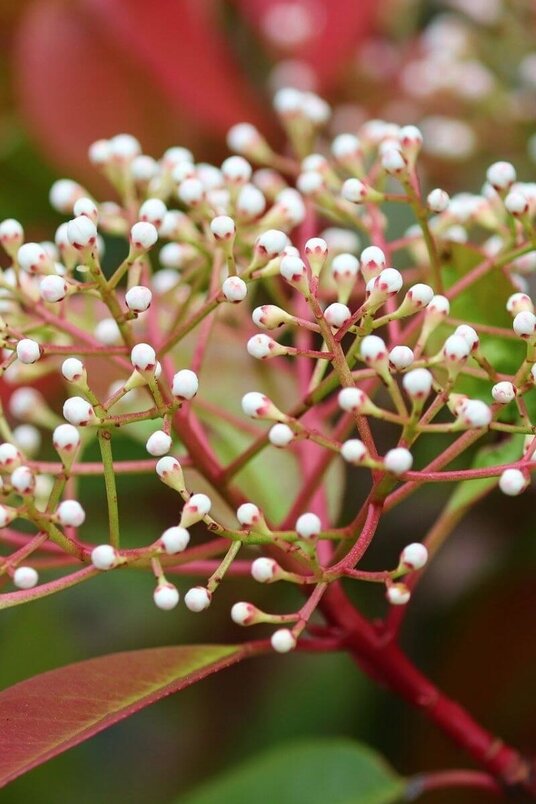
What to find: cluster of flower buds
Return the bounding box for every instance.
[0,80,534,655]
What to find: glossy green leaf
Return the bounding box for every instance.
[0,644,245,788]
[176,739,404,804]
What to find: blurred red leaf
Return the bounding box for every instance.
[0,643,246,787]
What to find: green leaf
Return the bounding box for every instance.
[175,739,404,804]
[0,644,246,788]
[445,435,524,515]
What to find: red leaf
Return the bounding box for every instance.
[0,644,246,787]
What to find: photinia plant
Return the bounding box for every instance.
[0,85,535,799]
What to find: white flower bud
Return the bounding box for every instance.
[369,268,403,297]
[221,155,252,184]
[442,334,471,363]
[16,339,41,364]
[180,494,212,529]
[241,392,285,421]
[131,155,159,182]
[279,254,307,284]
[56,499,86,527]
[172,369,199,400]
[360,246,386,277]
[400,543,428,571]
[109,134,141,162]
[236,184,266,218]
[67,216,97,250]
[305,237,328,258]
[13,566,39,589]
[389,345,414,371]
[184,586,212,612]
[332,133,361,163]
[341,439,368,465]
[384,448,413,475]
[382,148,407,175]
[237,503,262,527]
[491,381,516,404]
[457,399,492,428]
[499,468,528,496]
[231,601,257,625]
[251,305,290,330]
[505,191,529,216]
[53,424,80,453]
[130,221,158,251]
[0,218,24,254]
[156,456,182,480]
[387,584,411,605]
[162,146,193,169]
[0,504,17,528]
[251,557,278,583]
[49,179,85,213]
[454,324,479,351]
[427,188,449,212]
[222,276,247,302]
[139,198,167,228]
[18,243,52,276]
[360,335,388,365]
[271,628,296,653]
[341,178,368,203]
[12,425,40,457]
[210,215,236,241]
[331,253,360,283]
[295,512,321,540]
[255,229,288,259]
[153,582,180,610]
[146,430,172,457]
[324,303,351,328]
[61,357,85,383]
[11,465,35,494]
[95,318,121,345]
[0,442,22,469]
[91,544,118,570]
[63,396,96,427]
[507,293,534,315]
[9,388,44,422]
[40,274,68,303]
[297,171,325,197]
[125,285,152,313]
[178,178,205,207]
[268,423,294,448]
[402,368,433,401]
[130,343,156,372]
[88,139,112,165]
[405,283,434,309]
[338,387,370,413]
[513,310,536,338]
[73,197,98,224]
[160,526,190,554]
[427,295,450,316]
[227,122,265,154]
[486,161,516,191]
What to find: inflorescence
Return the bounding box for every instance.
[1,88,536,653]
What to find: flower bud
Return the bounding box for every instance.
[130,221,158,252]
[131,155,159,182]
[486,161,516,192]
[338,387,373,414]
[341,178,368,203]
[360,246,385,279]
[156,456,186,493]
[17,243,52,275]
[95,318,121,345]
[130,343,156,372]
[56,499,86,527]
[384,447,413,475]
[331,253,360,284]
[442,334,471,363]
[222,276,247,303]
[40,274,68,303]
[241,392,287,422]
[457,399,492,428]
[160,526,190,554]
[109,134,141,162]
[67,216,97,251]
[251,557,279,583]
[295,512,321,540]
[210,215,236,241]
[0,504,17,528]
[230,601,259,625]
[507,292,533,315]
[61,357,86,383]
[382,148,407,175]
[252,304,292,330]
[91,544,119,570]
[125,285,152,313]
[499,468,528,496]
[236,503,262,527]
[49,179,86,213]
[491,381,516,404]
[13,566,39,589]
[221,156,252,185]
[268,423,294,448]
[11,465,35,495]
[0,218,24,257]
[236,185,266,219]
[180,493,212,528]
[177,177,205,207]
[63,397,97,427]
[139,198,167,229]
[255,229,288,260]
[279,254,307,284]
[53,423,80,454]
[12,425,41,457]
[505,191,529,217]
[16,338,42,364]
[400,543,428,571]
[367,268,403,300]
[184,586,212,612]
[271,628,296,653]
[387,583,411,605]
[402,368,433,401]
[427,188,450,213]
[146,430,172,457]
[340,439,368,465]
[296,171,325,198]
[360,335,388,367]
[324,303,351,329]
[227,123,272,160]
[331,134,362,169]
[153,582,180,610]
[400,283,434,313]
[88,139,112,165]
[0,442,22,469]
[73,197,98,223]
[172,369,199,400]
[389,345,414,371]
[454,324,479,351]
[513,310,536,338]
